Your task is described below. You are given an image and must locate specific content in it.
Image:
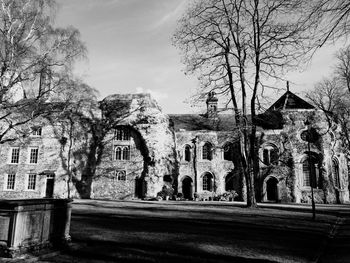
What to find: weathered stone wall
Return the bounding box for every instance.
[97,94,177,198]
[175,130,240,199]
[258,109,349,204]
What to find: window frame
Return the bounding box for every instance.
[202,142,213,161]
[184,144,191,162]
[29,147,39,164]
[116,170,127,181]
[115,146,130,161]
[202,173,213,191]
[10,147,20,164]
[31,127,42,136]
[5,174,16,190]
[27,174,37,190]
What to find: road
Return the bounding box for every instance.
[11,200,349,263]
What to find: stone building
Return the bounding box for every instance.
[0,91,349,204]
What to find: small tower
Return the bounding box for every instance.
[206,91,218,118]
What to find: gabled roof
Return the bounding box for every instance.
[268,91,314,111]
[169,114,236,131]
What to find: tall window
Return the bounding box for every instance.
[10,148,20,163]
[115,146,130,161]
[6,174,16,190]
[202,173,213,191]
[184,145,191,162]
[302,155,319,188]
[223,143,233,161]
[29,148,39,163]
[202,142,213,160]
[122,147,130,160]
[332,158,340,188]
[116,170,126,181]
[115,127,130,141]
[262,145,279,165]
[28,174,36,190]
[31,127,42,136]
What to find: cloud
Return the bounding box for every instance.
[150,0,187,30]
[135,87,168,101]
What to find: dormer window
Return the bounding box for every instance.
[31,127,42,136]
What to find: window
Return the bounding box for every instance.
[302,155,319,188]
[29,148,39,163]
[31,127,42,136]
[184,145,191,162]
[202,142,213,160]
[115,146,130,161]
[332,158,340,188]
[10,148,20,163]
[116,170,126,181]
[6,174,16,190]
[27,174,36,190]
[202,173,213,191]
[223,143,233,161]
[262,145,279,165]
[115,127,130,141]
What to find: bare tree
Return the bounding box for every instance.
[0,0,86,144]
[174,0,313,207]
[306,50,350,156]
[307,0,350,47]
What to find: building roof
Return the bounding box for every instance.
[267,91,314,111]
[169,114,236,131]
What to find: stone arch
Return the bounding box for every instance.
[181,176,193,200]
[263,175,279,202]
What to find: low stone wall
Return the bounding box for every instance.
[0,198,72,258]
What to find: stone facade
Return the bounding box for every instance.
[0,92,349,204]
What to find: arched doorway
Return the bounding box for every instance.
[182,176,193,199]
[266,177,278,202]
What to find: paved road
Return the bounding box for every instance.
[37,200,349,263]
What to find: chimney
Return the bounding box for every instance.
[206,91,218,118]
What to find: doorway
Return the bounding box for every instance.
[182,176,193,200]
[266,177,278,202]
[45,174,55,198]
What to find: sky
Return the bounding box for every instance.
[55,0,347,114]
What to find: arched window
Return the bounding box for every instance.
[115,147,122,160]
[223,142,233,161]
[202,142,213,160]
[117,170,126,181]
[262,144,279,165]
[302,155,320,188]
[184,145,191,162]
[122,147,130,160]
[332,158,340,188]
[202,173,213,191]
